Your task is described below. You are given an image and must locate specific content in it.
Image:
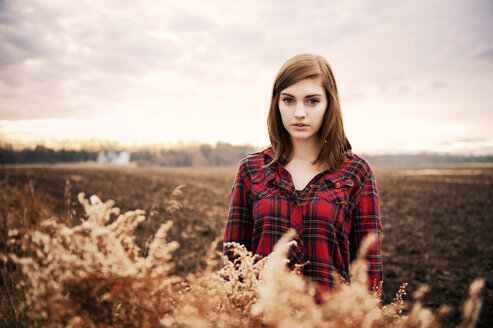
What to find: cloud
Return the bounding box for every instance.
[430,81,446,90]
[0,0,492,154]
[468,44,493,60]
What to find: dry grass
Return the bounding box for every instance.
[4,193,180,327]
[0,183,485,327]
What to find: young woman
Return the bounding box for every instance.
[223,54,382,299]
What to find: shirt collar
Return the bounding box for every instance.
[262,146,353,166]
[264,147,275,161]
[261,146,354,187]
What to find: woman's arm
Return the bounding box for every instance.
[223,161,254,262]
[349,167,383,292]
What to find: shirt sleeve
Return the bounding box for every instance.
[223,161,254,262]
[349,167,383,292]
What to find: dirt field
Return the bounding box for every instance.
[1,162,492,327]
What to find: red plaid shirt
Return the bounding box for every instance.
[223,147,382,297]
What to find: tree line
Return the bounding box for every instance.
[1,143,492,166]
[130,142,257,166]
[0,145,97,165]
[0,142,258,167]
[365,153,493,166]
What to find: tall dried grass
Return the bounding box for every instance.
[1,190,484,327]
[1,178,53,327]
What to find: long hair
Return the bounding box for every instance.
[266,54,351,172]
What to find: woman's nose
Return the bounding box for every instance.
[294,103,307,118]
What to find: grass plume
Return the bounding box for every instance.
[1,191,485,327]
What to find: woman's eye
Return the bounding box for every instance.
[308,99,320,104]
[282,98,294,104]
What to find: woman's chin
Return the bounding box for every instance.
[289,133,318,142]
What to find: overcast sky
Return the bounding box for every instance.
[1,0,492,154]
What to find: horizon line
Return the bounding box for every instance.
[1,138,493,157]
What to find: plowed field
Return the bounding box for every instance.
[2,163,492,327]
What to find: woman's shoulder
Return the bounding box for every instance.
[236,147,273,179]
[339,150,376,186]
[345,150,373,171]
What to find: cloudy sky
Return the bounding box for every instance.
[1,0,492,154]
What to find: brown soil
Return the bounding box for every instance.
[1,163,491,327]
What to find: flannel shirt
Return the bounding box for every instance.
[223,147,382,298]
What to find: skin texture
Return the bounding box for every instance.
[278,77,328,146]
[278,77,329,190]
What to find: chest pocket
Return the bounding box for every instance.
[316,178,354,212]
[250,170,283,200]
[249,171,290,236]
[313,178,355,241]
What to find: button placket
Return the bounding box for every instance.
[290,206,303,231]
[279,169,305,267]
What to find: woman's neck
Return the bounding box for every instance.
[290,136,321,162]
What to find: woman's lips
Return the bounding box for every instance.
[292,123,309,130]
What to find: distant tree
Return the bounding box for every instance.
[0,146,97,164]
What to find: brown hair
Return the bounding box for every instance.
[266,53,351,172]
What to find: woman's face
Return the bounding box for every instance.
[278,77,328,143]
